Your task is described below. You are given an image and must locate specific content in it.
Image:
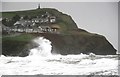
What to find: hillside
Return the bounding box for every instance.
[2,8,78,33]
[1,8,117,56]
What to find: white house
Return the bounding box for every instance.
[50,16,56,23]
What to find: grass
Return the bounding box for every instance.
[2,8,78,34]
[3,33,33,41]
[2,33,38,56]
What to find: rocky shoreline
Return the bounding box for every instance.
[2,33,117,57]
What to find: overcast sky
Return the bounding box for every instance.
[1,2,118,50]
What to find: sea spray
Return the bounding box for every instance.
[29,37,52,57]
[0,37,118,75]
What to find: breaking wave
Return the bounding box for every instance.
[0,37,118,75]
[29,37,52,57]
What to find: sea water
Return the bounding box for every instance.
[0,37,118,75]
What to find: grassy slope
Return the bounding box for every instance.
[2,8,78,33]
[1,8,116,56]
[2,33,37,56]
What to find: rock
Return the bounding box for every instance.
[39,33,116,55]
[2,8,117,56]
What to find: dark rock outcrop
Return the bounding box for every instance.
[2,32,117,57]
[39,33,116,55]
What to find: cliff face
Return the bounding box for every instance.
[2,8,117,56]
[2,33,116,57]
[39,33,116,55]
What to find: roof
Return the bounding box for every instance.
[50,16,56,19]
[14,20,32,26]
[39,26,51,29]
[32,18,41,21]
[51,25,60,29]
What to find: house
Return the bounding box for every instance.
[24,28,33,33]
[10,10,58,33]
[14,20,33,27]
[32,27,42,33]
[20,16,24,20]
[49,16,56,23]
[14,20,26,26]
[39,26,51,32]
[1,21,11,34]
[51,25,60,32]
[13,20,34,33]
[0,18,2,21]
[40,18,49,23]
[46,12,51,17]
[32,18,41,23]
[32,17,49,23]
[2,24,10,31]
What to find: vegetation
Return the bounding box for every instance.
[1,8,117,56]
[2,8,78,32]
[2,33,37,56]
[3,33,35,42]
[2,14,20,27]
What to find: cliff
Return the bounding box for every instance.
[40,33,116,55]
[2,8,117,56]
[2,32,116,56]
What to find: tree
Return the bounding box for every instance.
[12,15,20,22]
[2,19,7,26]
[23,15,29,20]
[2,18,14,27]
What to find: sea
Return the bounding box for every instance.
[0,37,119,75]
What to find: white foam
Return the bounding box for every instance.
[29,37,52,57]
[0,37,118,75]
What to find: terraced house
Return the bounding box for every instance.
[2,5,60,34]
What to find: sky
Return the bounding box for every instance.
[1,2,118,51]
